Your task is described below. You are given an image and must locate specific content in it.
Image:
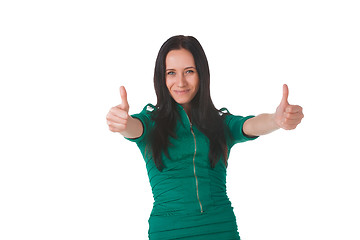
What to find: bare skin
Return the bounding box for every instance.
[165,49,199,115]
[106,86,143,139]
[243,84,304,137]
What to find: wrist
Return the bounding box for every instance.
[270,113,281,131]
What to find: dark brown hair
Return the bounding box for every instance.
[150,35,228,171]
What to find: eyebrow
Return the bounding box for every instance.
[165,66,196,71]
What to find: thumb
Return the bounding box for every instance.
[119,86,129,111]
[280,84,289,106]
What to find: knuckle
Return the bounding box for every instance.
[283,124,293,130]
[121,112,129,119]
[109,109,115,116]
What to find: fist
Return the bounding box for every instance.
[274,84,304,130]
[106,86,130,133]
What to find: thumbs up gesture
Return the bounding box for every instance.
[274,84,304,130]
[107,86,130,133]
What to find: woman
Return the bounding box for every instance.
[106,35,304,239]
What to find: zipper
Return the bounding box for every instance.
[186,114,203,214]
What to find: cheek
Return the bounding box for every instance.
[193,76,200,90]
[165,77,174,90]
[165,77,170,88]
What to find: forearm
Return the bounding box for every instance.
[120,116,143,139]
[243,113,280,137]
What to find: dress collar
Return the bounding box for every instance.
[175,102,192,128]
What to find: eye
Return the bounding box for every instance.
[185,70,194,74]
[167,71,175,75]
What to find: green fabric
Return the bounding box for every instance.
[125,103,258,239]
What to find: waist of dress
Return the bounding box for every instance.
[150,198,232,217]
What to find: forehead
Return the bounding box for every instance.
[165,49,195,68]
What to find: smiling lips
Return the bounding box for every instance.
[173,89,190,95]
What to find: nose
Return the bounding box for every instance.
[177,73,187,87]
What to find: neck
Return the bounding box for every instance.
[176,102,191,121]
[181,103,191,116]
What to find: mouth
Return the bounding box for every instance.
[173,89,190,95]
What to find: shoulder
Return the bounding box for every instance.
[219,107,231,116]
[219,107,255,126]
[218,107,233,123]
[130,103,158,127]
[138,103,157,115]
[125,104,157,144]
[218,107,259,144]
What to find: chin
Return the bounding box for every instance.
[174,99,190,105]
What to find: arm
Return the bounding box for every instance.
[117,116,143,139]
[106,86,144,139]
[243,84,304,137]
[243,113,279,137]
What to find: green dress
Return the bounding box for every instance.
[125,103,258,240]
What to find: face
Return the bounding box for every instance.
[165,48,200,112]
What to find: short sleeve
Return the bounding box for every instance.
[124,103,156,143]
[221,108,259,147]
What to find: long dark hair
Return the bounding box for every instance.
[150,35,228,171]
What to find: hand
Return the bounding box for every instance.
[106,86,130,133]
[274,84,304,130]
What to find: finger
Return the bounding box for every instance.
[282,123,301,130]
[120,86,129,110]
[108,108,128,120]
[282,118,303,125]
[109,126,121,133]
[285,105,303,113]
[283,111,304,120]
[281,84,289,106]
[108,122,127,132]
[107,112,128,124]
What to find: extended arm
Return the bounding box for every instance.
[242,84,304,137]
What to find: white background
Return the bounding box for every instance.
[1,0,359,239]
